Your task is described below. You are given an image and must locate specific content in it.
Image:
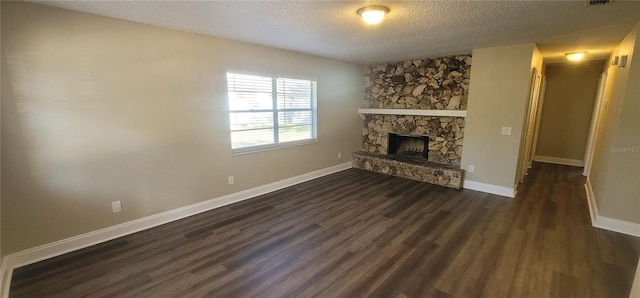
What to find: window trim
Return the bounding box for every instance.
[227,71,318,155]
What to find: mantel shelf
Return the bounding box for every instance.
[358,108,467,119]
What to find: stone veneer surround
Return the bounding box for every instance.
[361,55,471,166]
[355,55,471,188]
[364,56,472,110]
[363,115,465,166]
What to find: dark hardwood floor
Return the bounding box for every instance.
[10,162,640,297]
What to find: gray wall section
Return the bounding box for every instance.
[536,60,605,161]
[1,2,364,254]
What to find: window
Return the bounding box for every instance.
[227,72,317,154]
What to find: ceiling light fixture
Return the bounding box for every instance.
[357,6,389,25]
[565,51,587,61]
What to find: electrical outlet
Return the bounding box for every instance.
[501,127,512,136]
[228,176,235,185]
[468,165,475,173]
[338,152,342,159]
[112,201,122,213]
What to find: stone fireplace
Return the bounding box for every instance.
[352,55,471,189]
[362,115,464,166]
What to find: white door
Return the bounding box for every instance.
[520,70,542,182]
[525,72,542,169]
[583,72,608,176]
[531,77,547,165]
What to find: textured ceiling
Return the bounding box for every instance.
[30,0,640,64]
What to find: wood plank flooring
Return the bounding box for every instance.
[9,162,640,297]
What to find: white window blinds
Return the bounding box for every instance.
[227,72,317,153]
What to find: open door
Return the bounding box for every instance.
[530,77,547,166]
[524,71,543,170]
[583,71,607,176]
[518,68,543,183]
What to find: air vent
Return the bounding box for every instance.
[588,0,609,5]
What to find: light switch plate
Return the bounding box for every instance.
[501,127,512,136]
[112,201,122,213]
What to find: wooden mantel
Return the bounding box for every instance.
[358,108,467,119]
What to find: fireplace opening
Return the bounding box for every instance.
[388,133,429,159]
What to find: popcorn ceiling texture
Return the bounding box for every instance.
[32,1,640,63]
[361,55,471,167]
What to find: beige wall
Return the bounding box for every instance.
[536,60,605,161]
[589,23,640,224]
[1,2,364,254]
[461,43,537,190]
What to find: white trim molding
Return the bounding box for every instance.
[533,155,584,167]
[463,180,515,198]
[358,108,467,119]
[584,178,640,237]
[0,162,352,298]
[584,179,598,225]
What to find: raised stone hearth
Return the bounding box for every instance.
[352,152,464,189]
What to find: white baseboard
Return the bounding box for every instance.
[463,180,515,198]
[584,179,598,225]
[0,162,352,298]
[584,178,640,237]
[533,155,584,167]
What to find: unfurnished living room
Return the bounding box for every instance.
[1,1,640,297]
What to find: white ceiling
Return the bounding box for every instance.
[31,0,640,64]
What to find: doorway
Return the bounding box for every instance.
[532,60,606,168]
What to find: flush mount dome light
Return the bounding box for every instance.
[566,51,588,61]
[357,6,389,25]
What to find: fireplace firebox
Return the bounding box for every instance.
[388,133,429,159]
